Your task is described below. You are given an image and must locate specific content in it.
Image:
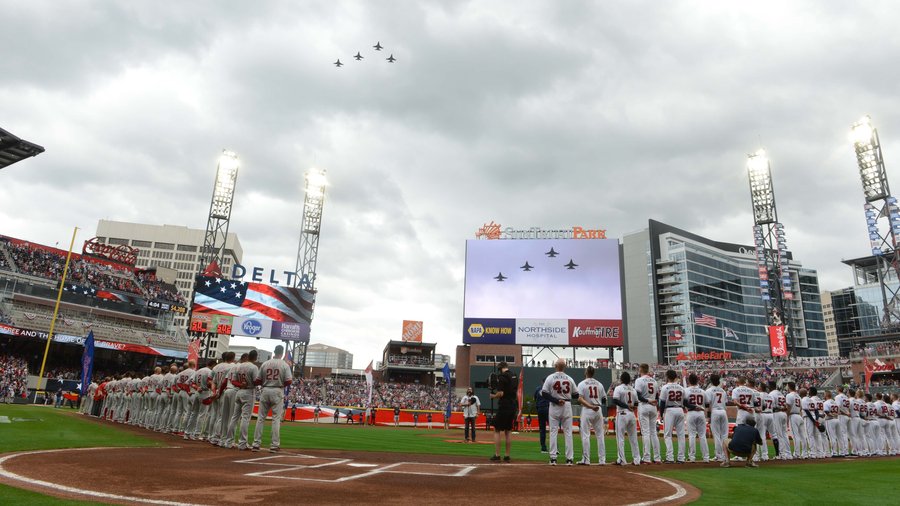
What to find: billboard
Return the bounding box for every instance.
[401,320,423,342]
[768,325,787,357]
[190,276,314,342]
[463,239,623,346]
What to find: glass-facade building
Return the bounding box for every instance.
[829,256,900,357]
[623,220,827,364]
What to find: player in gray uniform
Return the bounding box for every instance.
[225,351,259,450]
[611,371,640,466]
[768,381,790,460]
[658,370,690,463]
[684,373,709,463]
[253,345,293,452]
[146,367,163,429]
[155,365,176,431]
[208,352,236,446]
[633,364,661,464]
[136,374,150,427]
[161,364,181,432]
[81,380,98,416]
[575,365,607,465]
[185,359,215,440]
[172,361,196,434]
[706,374,728,462]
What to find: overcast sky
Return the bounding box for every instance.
[3,1,900,368]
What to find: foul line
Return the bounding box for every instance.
[0,447,207,506]
[626,473,688,506]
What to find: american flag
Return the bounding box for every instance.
[192,276,314,323]
[693,308,717,328]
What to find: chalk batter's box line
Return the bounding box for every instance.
[236,455,476,482]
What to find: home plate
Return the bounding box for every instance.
[347,463,379,468]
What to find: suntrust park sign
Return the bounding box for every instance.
[475,222,607,240]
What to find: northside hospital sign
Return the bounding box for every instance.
[475,222,607,240]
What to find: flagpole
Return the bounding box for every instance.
[35,226,79,402]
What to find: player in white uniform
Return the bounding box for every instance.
[875,393,893,455]
[254,345,293,452]
[785,383,808,459]
[864,394,879,455]
[768,381,790,460]
[684,373,709,463]
[611,371,641,466]
[822,391,841,457]
[541,359,577,465]
[658,370,688,463]
[834,386,851,457]
[849,389,864,456]
[756,384,776,461]
[892,393,900,454]
[706,374,728,462]
[731,378,756,426]
[576,366,607,465]
[802,387,825,458]
[633,364,662,464]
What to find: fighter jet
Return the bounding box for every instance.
[520,262,534,272]
[373,41,383,51]
[354,52,364,61]
[564,259,578,270]
[545,247,559,258]
[494,272,507,282]
[334,59,343,67]
[386,54,396,63]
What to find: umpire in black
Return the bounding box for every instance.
[534,379,550,453]
[490,362,517,462]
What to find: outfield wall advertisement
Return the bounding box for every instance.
[463,238,623,347]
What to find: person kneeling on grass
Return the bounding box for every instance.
[722,416,763,468]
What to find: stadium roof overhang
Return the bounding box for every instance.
[0,126,45,170]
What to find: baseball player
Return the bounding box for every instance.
[157,364,177,432]
[611,371,641,466]
[875,393,892,455]
[253,345,293,452]
[802,387,825,458]
[658,369,689,463]
[146,367,162,428]
[209,351,237,446]
[731,377,756,426]
[684,373,709,463]
[768,381,790,460]
[184,359,215,440]
[864,393,879,455]
[848,388,863,456]
[226,351,259,450]
[785,382,808,459]
[756,382,776,461]
[823,391,841,457]
[576,365,607,465]
[892,393,900,454]
[633,363,662,464]
[81,380,98,416]
[706,374,728,462]
[834,386,851,457]
[540,358,577,465]
[853,389,871,456]
[130,373,143,425]
[172,361,196,435]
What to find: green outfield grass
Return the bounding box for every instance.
[0,406,896,505]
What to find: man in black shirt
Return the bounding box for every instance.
[722,416,763,468]
[534,380,550,453]
[490,362,518,462]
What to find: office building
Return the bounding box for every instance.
[305,343,354,369]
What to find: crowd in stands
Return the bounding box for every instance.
[286,377,446,411]
[0,242,185,304]
[136,272,185,304]
[1,355,28,402]
[0,309,12,325]
[852,341,900,358]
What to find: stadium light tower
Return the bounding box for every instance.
[291,167,327,376]
[747,148,797,356]
[850,115,900,330]
[195,150,240,358]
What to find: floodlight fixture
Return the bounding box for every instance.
[747,149,777,225]
[210,150,240,219]
[851,115,890,202]
[305,168,328,194]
